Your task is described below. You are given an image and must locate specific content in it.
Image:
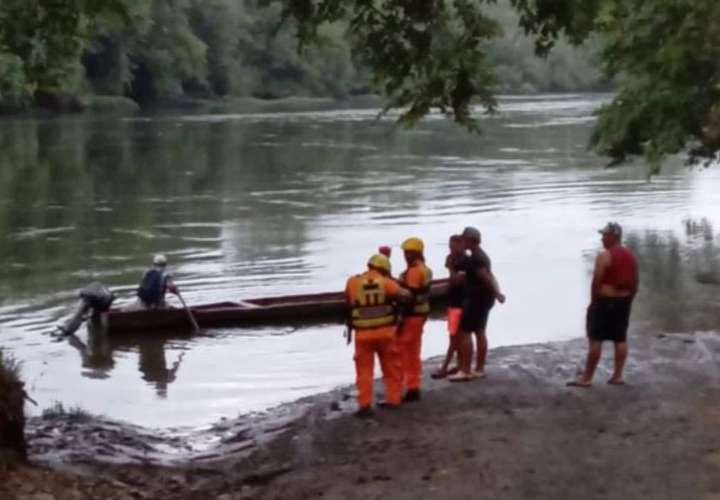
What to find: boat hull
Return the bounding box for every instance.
[103,280,450,334]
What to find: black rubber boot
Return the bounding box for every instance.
[354,406,374,418]
[377,400,401,410]
[403,389,421,402]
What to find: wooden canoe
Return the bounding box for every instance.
[102,279,450,334]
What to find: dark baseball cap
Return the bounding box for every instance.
[462,226,481,242]
[598,222,623,238]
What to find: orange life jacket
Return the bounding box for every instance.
[400,263,433,316]
[347,273,398,329]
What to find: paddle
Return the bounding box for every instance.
[175,290,200,334]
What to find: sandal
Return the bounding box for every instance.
[448,371,474,382]
[566,380,592,389]
[431,370,448,379]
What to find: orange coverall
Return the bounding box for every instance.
[398,261,432,391]
[346,270,403,409]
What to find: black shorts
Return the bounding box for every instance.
[586,297,633,343]
[460,299,494,333]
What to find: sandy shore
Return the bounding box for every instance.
[4,331,720,499]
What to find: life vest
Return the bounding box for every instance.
[137,268,167,306]
[400,264,433,316]
[348,274,398,330]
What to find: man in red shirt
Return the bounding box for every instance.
[570,223,639,388]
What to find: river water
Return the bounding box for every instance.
[1,94,719,429]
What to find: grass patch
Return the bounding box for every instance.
[0,350,21,392]
[41,402,92,423]
[0,350,26,462]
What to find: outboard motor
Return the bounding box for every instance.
[56,282,115,336]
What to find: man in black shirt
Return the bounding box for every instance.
[449,227,506,382]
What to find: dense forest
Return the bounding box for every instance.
[0,0,606,112]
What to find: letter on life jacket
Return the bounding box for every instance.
[400,265,433,316]
[137,268,166,306]
[349,276,397,329]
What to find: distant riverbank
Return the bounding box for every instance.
[5,329,720,499]
[0,93,385,118]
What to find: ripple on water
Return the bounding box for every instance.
[10,226,76,240]
[4,93,719,429]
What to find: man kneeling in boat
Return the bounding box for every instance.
[137,254,179,309]
[346,254,412,417]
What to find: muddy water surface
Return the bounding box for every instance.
[1,94,720,428]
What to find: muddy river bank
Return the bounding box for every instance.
[4,328,720,499]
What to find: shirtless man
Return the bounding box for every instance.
[570,222,639,387]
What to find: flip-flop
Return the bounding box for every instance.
[471,371,486,379]
[607,379,626,386]
[448,372,474,383]
[566,381,592,388]
[447,367,460,376]
[431,371,448,380]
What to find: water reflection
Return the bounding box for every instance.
[0,96,603,305]
[627,218,720,333]
[66,330,114,379]
[2,95,720,427]
[137,340,185,398]
[66,325,189,398]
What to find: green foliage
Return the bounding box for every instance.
[275,1,501,130]
[0,349,25,462]
[188,0,242,96]
[83,0,149,96]
[0,53,29,110]
[0,0,126,95]
[277,0,720,164]
[274,0,609,130]
[3,0,716,166]
[0,0,606,117]
[80,1,362,102]
[590,0,720,167]
[486,2,606,94]
[508,0,601,53]
[0,350,21,391]
[132,0,208,102]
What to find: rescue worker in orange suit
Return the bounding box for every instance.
[346,254,412,417]
[398,237,433,402]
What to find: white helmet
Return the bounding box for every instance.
[153,254,167,266]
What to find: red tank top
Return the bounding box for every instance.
[602,246,638,290]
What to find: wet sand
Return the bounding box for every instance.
[5,331,720,499]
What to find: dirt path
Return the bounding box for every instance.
[4,332,720,499]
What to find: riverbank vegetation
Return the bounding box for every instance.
[0,0,717,166]
[0,0,605,114]
[0,351,26,463]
